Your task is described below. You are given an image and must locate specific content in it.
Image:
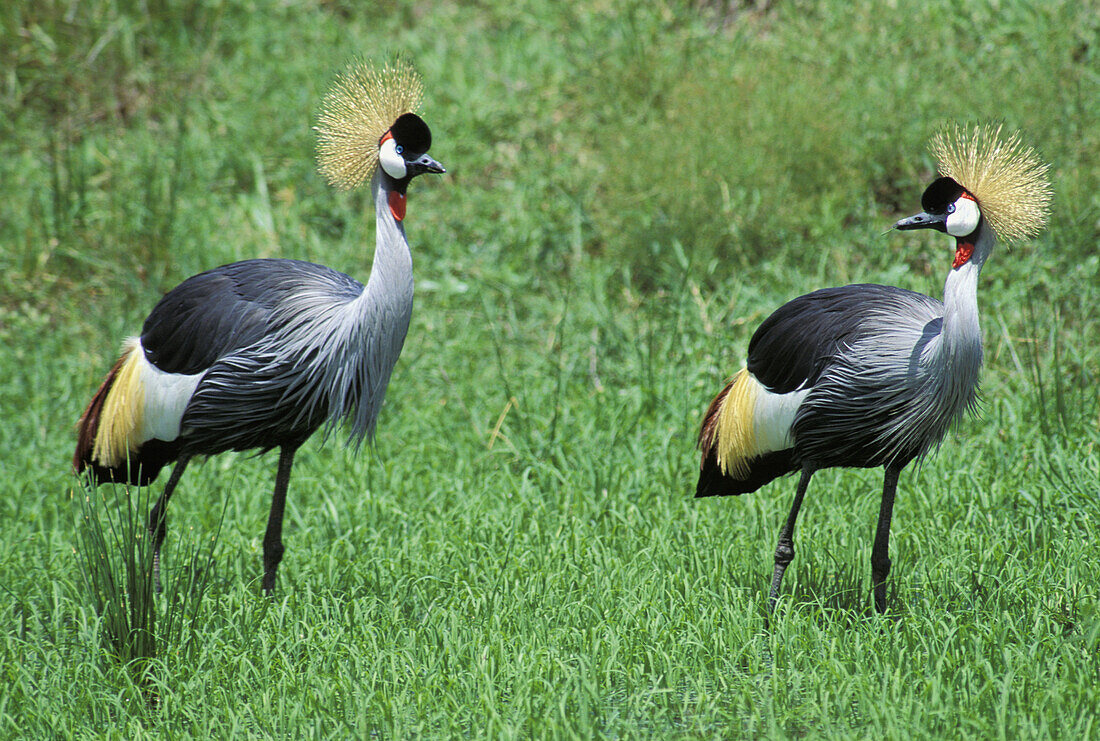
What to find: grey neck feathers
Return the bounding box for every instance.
[354,172,415,433]
[321,172,415,445]
[188,173,417,450]
[928,223,995,422]
[366,172,414,305]
[939,224,994,361]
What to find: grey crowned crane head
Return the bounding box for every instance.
[896,176,982,239]
[314,59,445,193]
[377,112,445,191]
[895,123,1051,244]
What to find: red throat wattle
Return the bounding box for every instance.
[953,241,974,269]
[388,191,406,221]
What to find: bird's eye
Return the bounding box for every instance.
[395,145,404,155]
[946,203,955,214]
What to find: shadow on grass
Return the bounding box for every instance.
[730,558,909,629]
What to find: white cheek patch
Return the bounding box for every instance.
[946,196,981,237]
[137,341,205,443]
[379,137,407,179]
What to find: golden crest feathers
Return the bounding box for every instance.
[930,123,1052,242]
[315,58,424,190]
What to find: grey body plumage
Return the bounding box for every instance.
[698,223,990,615]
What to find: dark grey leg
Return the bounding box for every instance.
[148,455,191,594]
[871,465,902,614]
[261,444,298,594]
[768,465,814,613]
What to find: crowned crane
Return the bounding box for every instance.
[696,124,1051,614]
[73,60,445,593]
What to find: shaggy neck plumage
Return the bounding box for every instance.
[360,167,415,384]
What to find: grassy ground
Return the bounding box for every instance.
[2,0,1098,737]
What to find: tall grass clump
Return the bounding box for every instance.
[73,476,223,697]
[1023,283,1099,499]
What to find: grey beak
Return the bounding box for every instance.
[895,211,948,232]
[410,153,446,175]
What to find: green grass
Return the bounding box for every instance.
[2,0,1099,737]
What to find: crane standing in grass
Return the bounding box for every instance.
[696,124,1051,614]
[74,59,445,593]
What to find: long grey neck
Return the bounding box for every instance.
[941,224,995,349]
[365,171,413,308]
[289,171,416,446]
[935,224,995,393]
[342,170,414,440]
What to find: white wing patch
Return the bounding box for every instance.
[713,370,808,478]
[752,381,808,454]
[136,338,205,443]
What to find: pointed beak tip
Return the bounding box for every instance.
[894,212,945,232]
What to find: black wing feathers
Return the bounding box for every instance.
[747,284,913,393]
[141,259,363,375]
[142,271,269,374]
[696,449,797,497]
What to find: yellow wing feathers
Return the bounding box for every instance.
[700,368,805,479]
[91,339,146,467]
[713,369,760,477]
